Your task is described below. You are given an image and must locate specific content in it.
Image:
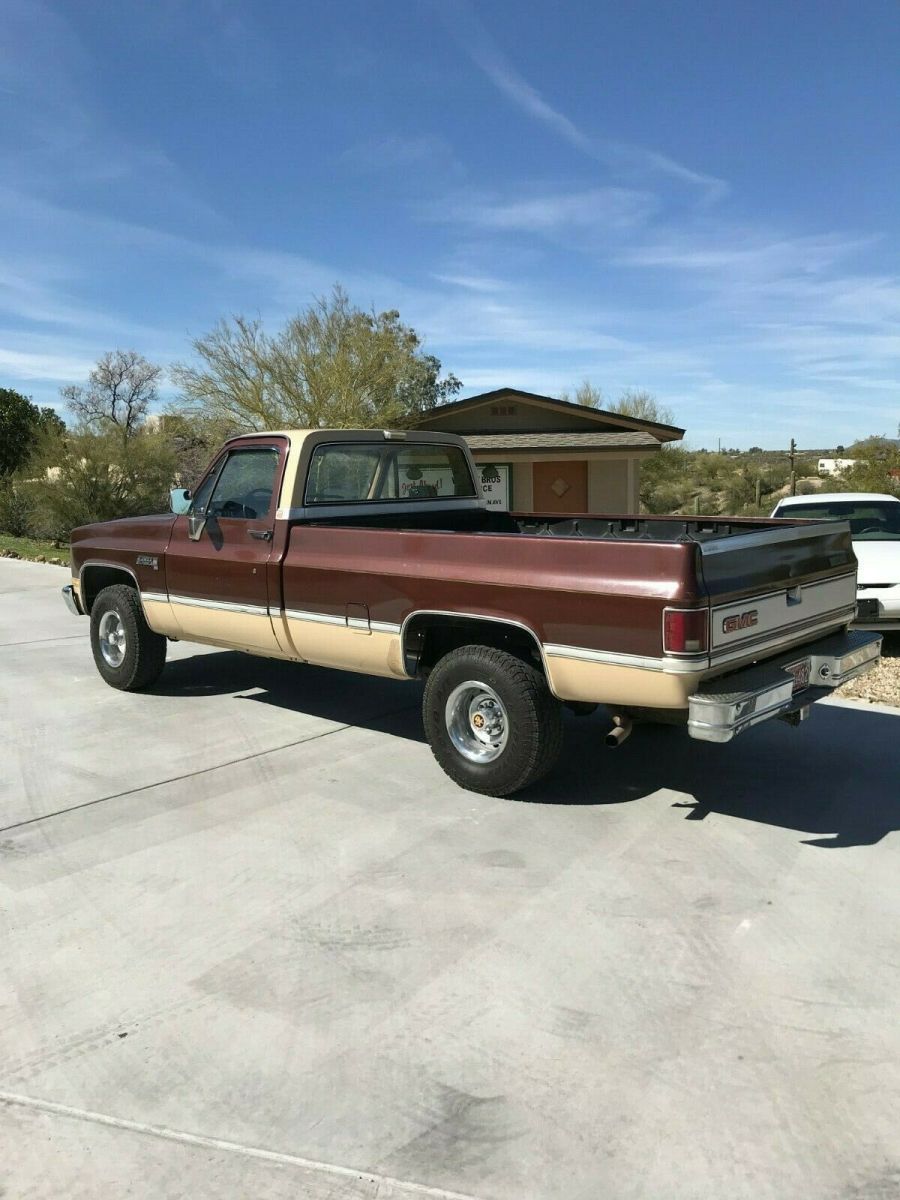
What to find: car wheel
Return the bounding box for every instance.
[422,644,563,797]
[90,584,167,691]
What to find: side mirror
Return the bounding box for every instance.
[170,488,192,515]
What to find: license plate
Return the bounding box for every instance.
[785,659,811,692]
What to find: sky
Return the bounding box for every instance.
[1,0,899,449]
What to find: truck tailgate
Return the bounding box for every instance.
[698,520,857,667]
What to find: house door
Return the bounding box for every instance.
[532,460,588,514]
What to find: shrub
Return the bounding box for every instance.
[24,429,177,540]
[0,479,33,537]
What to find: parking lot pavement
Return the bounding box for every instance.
[2,559,900,1200]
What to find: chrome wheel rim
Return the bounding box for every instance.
[445,681,509,764]
[98,609,127,668]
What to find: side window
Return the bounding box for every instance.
[206,449,280,520]
[189,457,224,517]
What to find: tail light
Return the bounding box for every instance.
[663,607,709,655]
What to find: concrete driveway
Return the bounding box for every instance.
[2,557,899,1200]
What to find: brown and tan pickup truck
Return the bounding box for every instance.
[62,429,881,795]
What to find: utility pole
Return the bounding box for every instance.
[789,437,797,496]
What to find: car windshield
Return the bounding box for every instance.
[781,500,900,540]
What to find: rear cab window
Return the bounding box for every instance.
[304,442,476,505]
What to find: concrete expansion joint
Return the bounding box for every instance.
[0,702,420,836]
[0,634,85,649]
[0,1091,483,1200]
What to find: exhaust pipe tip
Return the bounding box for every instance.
[605,715,633,748]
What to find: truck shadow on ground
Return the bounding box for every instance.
[154,651,899,850]
[542,703,899,849]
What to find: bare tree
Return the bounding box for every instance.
[61,350,162,439]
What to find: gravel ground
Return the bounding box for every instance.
[838,631,900,705]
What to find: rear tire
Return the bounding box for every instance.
[423,644,563,797]
[90,584,167,691]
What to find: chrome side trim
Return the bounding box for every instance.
[284,608,346,627]
[544,642,705,675]
[79,559,141,591]
[142,590,169,604]
[283,608,402,634]
[78,560,150,618]
[167,593,270,618]
[399,609,549,677]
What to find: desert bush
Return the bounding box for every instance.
[24,428,177,540]
[0,479,33,537]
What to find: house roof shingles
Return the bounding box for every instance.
[462,431,660,452]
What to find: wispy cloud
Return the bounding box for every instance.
[436,0,728,203]
[428,187,657,234]
[622,230,875,279]
[0,343,95,383]
[431,273,507,293]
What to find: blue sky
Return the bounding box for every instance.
[2,0,898,448]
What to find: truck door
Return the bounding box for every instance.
[165,439,287,654]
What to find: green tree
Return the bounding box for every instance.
[60,350,162,442]
[24,428,177,542]
[172,285,461,431]
[0,387,65,476]
[833,436,900,497]
[158,408,244,488]
[609,390,682,511]
[559,379,605,407]
[609,389,676,426]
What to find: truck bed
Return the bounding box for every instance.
[279,507,857,693]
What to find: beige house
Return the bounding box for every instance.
[417,387,684,514]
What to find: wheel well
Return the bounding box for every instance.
[80,565,138,613]
[403,614,545,678]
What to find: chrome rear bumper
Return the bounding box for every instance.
[62,584,83,616]
[688,629,882,743]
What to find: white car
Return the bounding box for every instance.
[771,492,900,631]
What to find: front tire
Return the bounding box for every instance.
[422,645,563,797]
[90,584,167,691]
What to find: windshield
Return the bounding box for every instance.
[781,500,900,540]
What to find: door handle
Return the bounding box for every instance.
[249,528,273,541]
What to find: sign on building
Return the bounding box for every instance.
[477,463,510,510]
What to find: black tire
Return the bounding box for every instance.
[89,584,167,691]
[422,644,564,797]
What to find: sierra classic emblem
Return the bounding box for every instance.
[722,610,759,634]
